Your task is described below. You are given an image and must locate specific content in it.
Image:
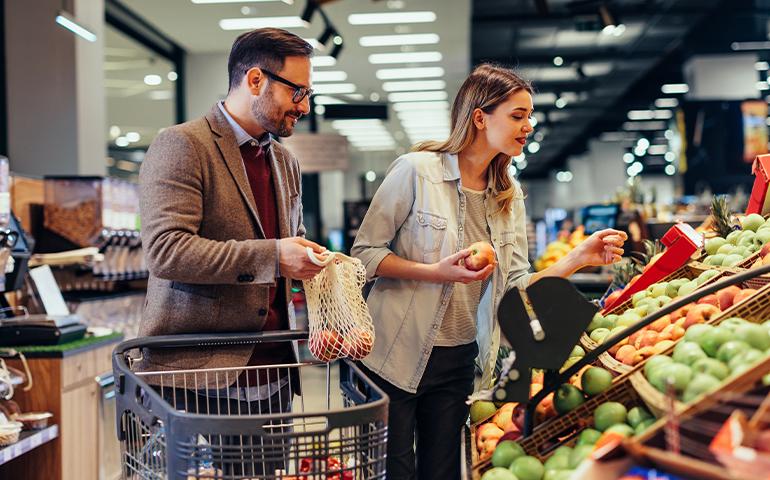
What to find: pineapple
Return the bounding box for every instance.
[710,195,735,238]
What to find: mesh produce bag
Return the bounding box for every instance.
[303,248,375,363]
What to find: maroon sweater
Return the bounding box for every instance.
[240,141,293,384]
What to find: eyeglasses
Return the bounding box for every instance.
[261,69,313,104]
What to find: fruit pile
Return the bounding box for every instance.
[702,213,770,267]
[589,276,759,367]
[534,227,587,272]
[642,317,770,403]
[480,402,655,480]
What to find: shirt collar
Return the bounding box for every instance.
[217,101,271,148]
[444,152,497,194]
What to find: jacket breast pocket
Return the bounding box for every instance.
[413,210,447,262]
[498,231,518,270]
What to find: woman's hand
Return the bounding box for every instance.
[429,249,496,284]
[569,229,628,267]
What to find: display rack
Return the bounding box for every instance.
[0,425,58,466]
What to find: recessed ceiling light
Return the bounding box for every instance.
[115,137,129,147]
[219,16,307,31]
[359,33,439,47]
[376,67,445,80]
[312,83,356,94]
[311,56,336,67]
[654,98,678,108]
[348,11,436,25]
[756,61,770,71]
[661,83,689,94]
[388,91,448,102]
[553,56,564,67]
[126,132,141,142]
[167,71,178,81]
[144,74,162,86]
[313,95,346,105]
[109,126,121,138]
[368,51,442,64]
[382,80,446,92]
[392,100,449,111]
[665,164,676,175]
[312,71,348,82]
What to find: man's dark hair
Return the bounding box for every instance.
[227,28,313,92]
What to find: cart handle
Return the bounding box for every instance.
[114,330,309,356]
[523,263,770,435]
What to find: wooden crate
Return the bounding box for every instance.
[581,264,727,353]
[472,375,658,479]
[597,270,770,377]
[625,358,770,480]
[628,282,770,417]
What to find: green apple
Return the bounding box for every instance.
[544,470,574,480]
[657,295,673,306]
[648,282,669,298]
[492,440,526,468]
[631,304,650,318]
[684,324,714,344]
[692,357,730,380]
[627,406,654,428]
[763,319,770,331]
[605,423,635,437]
[747,243,761,253]
[560,356,581,373]
[587,313,606,333]
[576,428,602,446]
[741,213,766,232]
[581,367,613,396]
[570,345,586,358]
[737,231,758,248]
[554,384,585,414]
[544,453,570,471]
[682,373,721,403]
[617,312,642,327]
[509,456,544,480]
[720,317,748,332]
[734,324,770,351]
[729,349,766,372]
[705,237,728,255]
[678,280,699,297]
[649,362,693,393]
[730,246,749,258]
[716,340,751,363]
[667,279,689,297]
[696,269,721,286]
[722,254,744,267]
[605,327,627,344]
[717,243,735,255]
[698,326,733,357]
[706,254,726,266]
[672,341,708,366]
[470,401,498,423]
[644,355,674,378]
[551,446,573,458]
[757,229,770,245]
[590,328,611,343]
[568,444,594,468]
[593,402,628,431]
[635,418,657,435]
[481,467,517,480]
[726,230,742,245]
[632,291,649,307]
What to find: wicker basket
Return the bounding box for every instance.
[629,282,770,417]
[472,376,657,479]
[626,356,770,480]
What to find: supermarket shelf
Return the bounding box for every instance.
[0,425,58,466]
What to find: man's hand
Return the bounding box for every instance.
[279,237,327,280]
[429,249,496,284]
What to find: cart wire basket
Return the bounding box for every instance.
[112,331,388,479]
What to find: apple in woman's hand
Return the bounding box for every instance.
[464,241,496,271]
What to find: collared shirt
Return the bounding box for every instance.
[351,151,532,393]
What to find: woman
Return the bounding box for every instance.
[351,63,627,479]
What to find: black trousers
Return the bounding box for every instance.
[361,342,478,480]
[153,383,293,477]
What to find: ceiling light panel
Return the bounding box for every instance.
[376,67,445,80]
[311,56,336,67]
[312,83,356,94]
[359,33,439,47]
[348,11,436,25]
[388,91,448,102]
[392,101,449,112]
[219,16,306,30]
[368,51,443,64]
[312,71,348,82]
[382,80,446,92]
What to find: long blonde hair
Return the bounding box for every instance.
[413,63,533,214]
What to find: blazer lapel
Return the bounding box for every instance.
[206,105,266,239]
[268,142,291,240]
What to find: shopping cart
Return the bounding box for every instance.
[113,331,388,479]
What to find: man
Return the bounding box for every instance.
[137,28,325,475]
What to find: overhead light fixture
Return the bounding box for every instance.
[665,164,676,175]
[392,100,449,111]
[167,71,178,81]
[661,83,689,94]
[388,91,448,102]
[622,121,667,131]
[144,74,162,86]
[365,171,377,182]
[654,98,679,108]
[553,56,564,67]
[192,0,295,3]
[376,67,444,80]
[382,80,446,92]
[758,81,770,91]
[55,11,97,42]
[527,142,540,154]
[219,16,307,30]
[628,110,673,120]
[647,145,668,155]
[756,61,770,71]
[311,56,336,67]
[312,70,347,82]
[301,0,318,23]
[348,11,436,25]
[317,26,336,47]
[556,171,573,183]
[312,95,346,105]
[313,83,356,94]
[665,152,676,162]
[555,97,567,109]
[731,41,770,51]
[368,51,442,64]
[359,33,440,47]
[125,132,141,142]
[330,37,344,59]
[115,137,129,147]
[623,153,634,163]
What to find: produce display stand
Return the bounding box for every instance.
[746,153,770,216]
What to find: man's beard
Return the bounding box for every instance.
[251,90,300,138]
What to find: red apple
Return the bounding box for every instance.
[670,304,693,322]
[309,329,344,362]
[464,241,496,271]
[476,423,504,451]
[342,328,374,359]
[733,288,758,305]
[639,331,659,348]
[512,403,526,432]
[697,294,720,308]
[604,289,624,309]
[683,304,721,328]
[716,286,742,310]
[648,315,671,333]
[497,430,522,445]
[760,242,770,258]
